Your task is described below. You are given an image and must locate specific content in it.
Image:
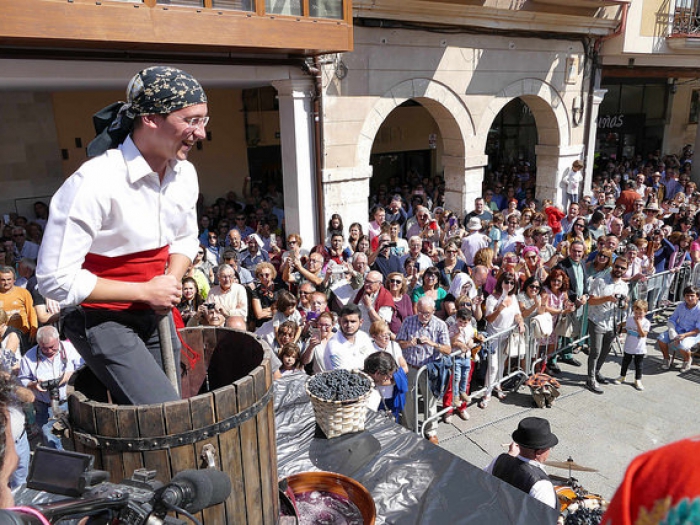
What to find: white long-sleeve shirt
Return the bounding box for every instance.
[37,136,199,306]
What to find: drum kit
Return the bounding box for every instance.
[546,456,607,524]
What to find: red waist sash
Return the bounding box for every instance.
[81,246,169,311]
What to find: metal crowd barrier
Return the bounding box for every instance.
[411,324,530,437]
[637,262,692,316]
[406,266,695,436]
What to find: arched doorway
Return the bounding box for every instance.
[369,100,441,200]
[477,79,580,206]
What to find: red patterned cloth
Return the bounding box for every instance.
[602,435,700,525]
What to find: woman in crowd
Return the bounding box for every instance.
[347,222,363,253]
[447,272,483,323]
[403,256,421,294]
[302,311,335,374]
[540,269,575,372]
[411,267,447,313]
[369,320,408,373]
[326,213,344,244]
[386,272,413,333]
[251,262,279,328]
[517,275,545,370]
[437,241,467,288]
[178,277,204,324]
[481,272,524,408]
[356,235,372,258]
[192,244,215,285]
[442,212,465,245]
[519,245,547,283]
[585,248,613,279]
[561,218,594,256]
[520,208,534,229]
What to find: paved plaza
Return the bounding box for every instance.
[432,313,700,502]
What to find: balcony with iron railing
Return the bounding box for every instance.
[668,0,700,49]
[0,0,353,56]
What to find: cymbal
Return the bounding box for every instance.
[545,459,598,472]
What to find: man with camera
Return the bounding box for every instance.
[369,234,403,279]
[19,326,84,448]
[585,258,629,394]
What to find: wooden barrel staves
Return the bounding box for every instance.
[68,327,279,525]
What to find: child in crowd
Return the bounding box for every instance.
[273,290,303,342]
[444,307,477,422]
[363,352,407,423]
[614,300,650,391]
[278,343,305,376]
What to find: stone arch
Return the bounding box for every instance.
[476,78,577,204]
[355,78,476,169]
[475,77,571,153]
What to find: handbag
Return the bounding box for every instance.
[555,313,575,338]
[531,313,553,339]
[508,330,526,358]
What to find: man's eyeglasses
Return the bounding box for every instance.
[182,116,210,129]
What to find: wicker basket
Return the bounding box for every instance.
[305,370,373,439]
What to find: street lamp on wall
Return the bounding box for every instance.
[572,95,584,127]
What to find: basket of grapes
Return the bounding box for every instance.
[305,369,374,438]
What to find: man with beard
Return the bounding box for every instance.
[585,257,629,393]
[327,304,374,371]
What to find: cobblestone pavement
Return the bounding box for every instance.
[432,312,700,502]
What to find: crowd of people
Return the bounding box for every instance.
[123,147,697,444]
[0,147,696,460]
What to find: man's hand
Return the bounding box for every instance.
[144,274,183,312]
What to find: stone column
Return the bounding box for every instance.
[321,165,373,237]
[535,144,585,206]
[272,79,318,246]
[583,89,607,195]
[443,153,488,217]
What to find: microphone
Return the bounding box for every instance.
[156,469,231,514]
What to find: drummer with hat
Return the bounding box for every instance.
[485,416,559,509]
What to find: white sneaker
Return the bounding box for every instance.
[681,361,692,372]
[612,376,625,385]
[661,359,671,370]
[634,380,644,391]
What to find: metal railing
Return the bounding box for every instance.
[671,3,700,35]
[407,264,695,437]
[411,324,530,437]
[635,262,692,316]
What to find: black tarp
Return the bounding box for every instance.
[275,374,559,525]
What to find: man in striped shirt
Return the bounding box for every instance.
[397,296,450,444]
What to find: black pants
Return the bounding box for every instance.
[620,353,644,381]
[62,307,180,405]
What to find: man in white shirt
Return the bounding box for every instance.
[327,304,374,371]
[37,66,206,405]
[19,326,84,449]
[461,218,490,266]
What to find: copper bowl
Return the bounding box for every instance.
[285,471,376,524]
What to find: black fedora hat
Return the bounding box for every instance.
[512,417,558,450]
